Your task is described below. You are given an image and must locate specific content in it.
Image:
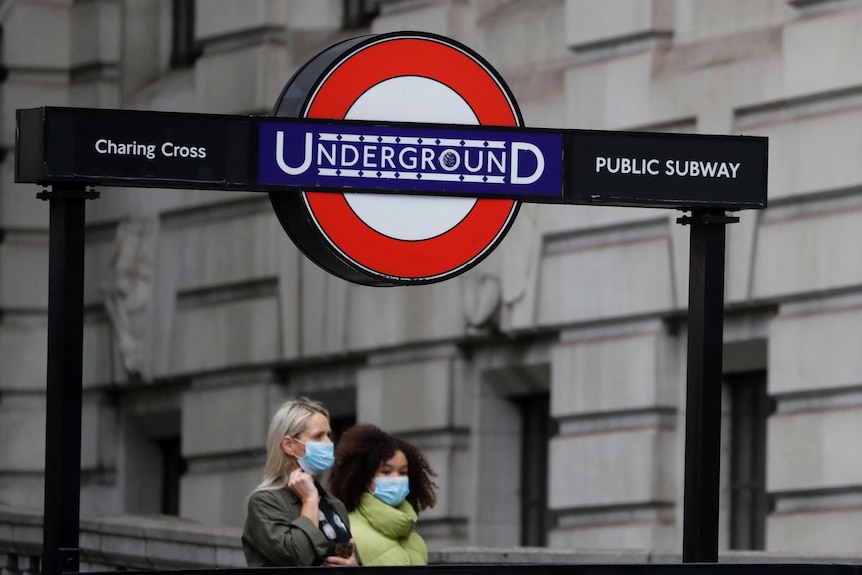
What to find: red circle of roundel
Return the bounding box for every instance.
[272,32,522,286]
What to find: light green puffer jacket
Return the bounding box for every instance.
[348,492,428,566]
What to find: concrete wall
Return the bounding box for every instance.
[3,0,862,559]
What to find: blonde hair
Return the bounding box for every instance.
[255,398,330,492]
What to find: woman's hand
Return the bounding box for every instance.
[287,468,321,526]
[322,539,359,567]
[287,468,319,503]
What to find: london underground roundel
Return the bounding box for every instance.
[270,32,522,287]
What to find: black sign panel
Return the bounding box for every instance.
[565,130,767,209]
[17,107,253,190]
[16,107,767,210]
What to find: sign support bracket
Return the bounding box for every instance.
[677,209,739,563]
[37,184,99,575]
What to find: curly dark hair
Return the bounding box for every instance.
[328,424,437,513]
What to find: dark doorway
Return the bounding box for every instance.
[727,371,772,549]
[516,392,556,547]
[330,413,357,445]
[156,436,187,516]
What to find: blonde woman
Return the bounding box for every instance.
[242,398,359,567]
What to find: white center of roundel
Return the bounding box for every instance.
[343,76,479,241]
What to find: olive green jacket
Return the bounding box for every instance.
[242,485,352,567]
[349,492,427,566]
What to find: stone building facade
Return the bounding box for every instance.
[1,0,861,557]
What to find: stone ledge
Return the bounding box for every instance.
[0,505,244,570]
[430,546,862,565]
[3,506,862,569]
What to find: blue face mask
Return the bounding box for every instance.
[373,476,410,507]
[295,440,334,476]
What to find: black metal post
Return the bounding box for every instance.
[38,185,98,575]
[678,209,737,563]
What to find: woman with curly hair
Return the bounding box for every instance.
[328,424,437,566]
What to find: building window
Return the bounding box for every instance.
[170,0,200,69]
[343,0,383,29]
[0,26,8,84]
[727,371,772,549]
[156,436,187,515]
[516,392,557,546]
